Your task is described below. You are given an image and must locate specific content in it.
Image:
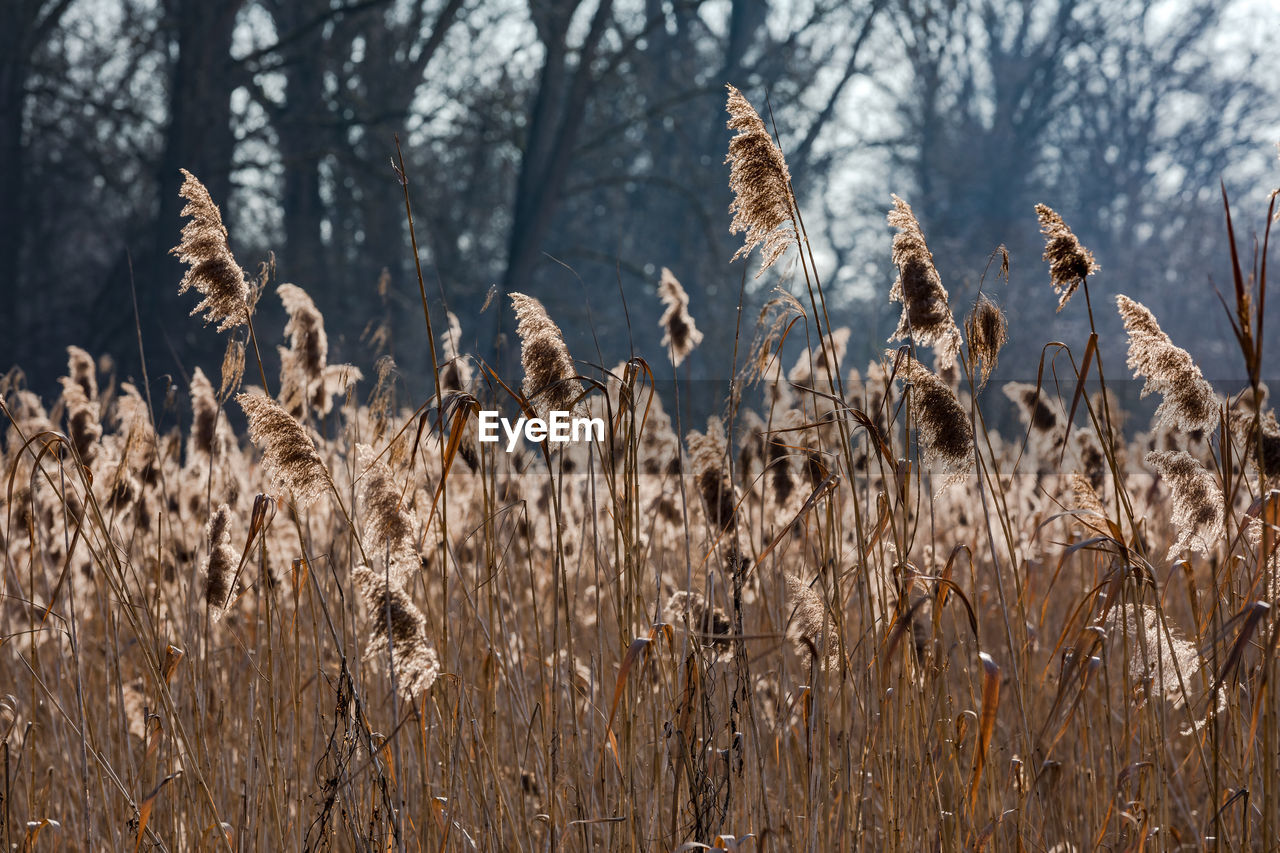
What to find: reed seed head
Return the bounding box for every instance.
[356,444,418,589]
[353,566,440,697]
[785,574,840,667]
[892,352,974,487]
[1035,204,1097,311]
[188,367,219,461]
[66,346,97,402]
[887,196,962,368]
[59,375,101,466]
[965,294,1007,388]
[1146,449,1223,560]
[1117,295,1219,434]
[510,293,586,423]
[172,169,248,331]
[657,268,703,367]
[236,392,331,506]
[440,311,472,391]
[725,85,796,275]
[203,504,238,622]
[687,415,737,533]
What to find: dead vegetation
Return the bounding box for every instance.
[2,98,1280,852]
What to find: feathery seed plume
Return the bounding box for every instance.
[236,392,331,506]
[785,574,840,667]
[1117,295,1219,433]
[657,268,703,367]
[965,294,1007,388]
[203,504,239,621]
[887,196,962,368]
[1146,449,1223,560]
[279,283,327,386]
[1232,408,1280,489]
[66,346,97,402]
[725,85,796,275]
[188,367,220,461]
[510,293,586,423]
[1035,204,1097,311]
[353,566,440,697]
[357,444,417,589]
[439,311,472,391]
[1002,382,1060,435]
[59,376,102,466]
[171,169,248,330]
[892,353,973,487]
[218,337,246,401]
[276,284,360,417]
[666,591,732,647]
[1070,472,1105,519]
[687,415,737,533]
[789,327,850,392]
[1104,603,1205,713]
[1072,427,1108,491]
[113,382,155,472]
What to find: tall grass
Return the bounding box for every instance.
[2,95,1278,852]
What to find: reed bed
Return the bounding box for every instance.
[2,87,1279,851]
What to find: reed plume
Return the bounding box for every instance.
[439,311,472,391]
[786,574,839,667]
[892,353,973,486]
[1233,408,1280,488]
[767,411,800,508]
[887,196,962,368]
[357,444,417,589]
[725,84,796,275]
[1104,603,1205,714]
[1146,449,1223,560]
[188,367,220,460]
[1070,471,1105,519]
[236,392,331,506]
[1035,204,1097,311]
[687,415,737,533]
[202,504,238,622]
[59,375,101,466]
[353,566,440,697]
[277,284,361,418]
[219,337,246,401]
[1072,427,1108,490]
[1116,295,1219,433]
[510,293,585,422]
[278,284,326,387]
[1003,382,1060,435]
[172,169,248,331]
[113,382,155,472]
[66,346,97,401]
[657,268,703,367]
[666,590,732,647]
[965,294,1007,389]
[789,327,850,393]
[6,388,52,438]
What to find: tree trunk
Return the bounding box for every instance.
[97,1,243,377]
[277,6,329,298]
[0,1,74,349]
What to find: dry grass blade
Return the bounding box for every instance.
[966,652,1001,819]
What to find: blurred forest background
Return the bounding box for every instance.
[3,0,1279,400]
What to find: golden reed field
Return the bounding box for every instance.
[3,86,1280,851]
